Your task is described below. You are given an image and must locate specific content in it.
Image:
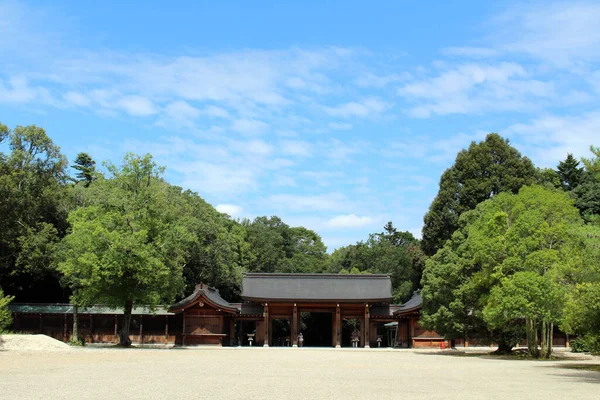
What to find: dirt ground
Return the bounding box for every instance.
[1,346,599,400]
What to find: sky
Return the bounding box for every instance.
[1,1,599,250]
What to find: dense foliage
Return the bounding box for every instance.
[0,287,14,332]
[421,133,537,256]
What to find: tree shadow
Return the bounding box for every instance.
[545,364,600,384]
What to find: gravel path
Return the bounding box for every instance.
[1,347,598,399]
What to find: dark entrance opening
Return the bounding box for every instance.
[300,312,332,347]
[271,318,291,346]
[341,318,361,347]
[239,320,257,346]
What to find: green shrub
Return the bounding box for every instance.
[571,336,600,355]
[0,288,15,332]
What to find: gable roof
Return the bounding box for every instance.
[393,290,422,315]
[169,284,239,314]
[241,273,392,303]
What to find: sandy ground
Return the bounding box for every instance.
[0,335,71,352]
[1,345,599,400]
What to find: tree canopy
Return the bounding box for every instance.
[421,133,537,256]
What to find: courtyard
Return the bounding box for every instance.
[1,347,599,399]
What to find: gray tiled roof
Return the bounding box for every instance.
[241,273,393,302]
[394,290,422,315]
[8,303,174,316]
[169,284,239,313]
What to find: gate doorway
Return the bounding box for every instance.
[341,318,361,347]
[271,318,291,346]
[300,312,333,347]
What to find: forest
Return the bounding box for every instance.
[1,121,599,356]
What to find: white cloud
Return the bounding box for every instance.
[231,118,268,135]
[506,111,600,167]
[280,140,312,157]
[63,91,90,107]
[326,214,374,228]
[216,204,243,216]
[398,63,555,117]
[323,97,392,118]
[328,122,353,130]
[117,95,157,116]
[355,72,410,88]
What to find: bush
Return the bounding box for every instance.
[571,336,600,355]
[68,337,85,346]
[0,288,15,332]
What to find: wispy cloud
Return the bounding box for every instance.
[326,214,374,228]
[323,97,392,118]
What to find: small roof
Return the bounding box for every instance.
[241,273,392,303]
[393,290,422,315]
[9,303,174,316]
[169,284,239,314]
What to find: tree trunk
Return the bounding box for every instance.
[72,304,79,343]
[495,339,513,355]
[540,321,553,359]
[526,317,539,358]
[119,299,133,347]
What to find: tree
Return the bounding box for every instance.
[571,146,600,225]
[557,153,584,191]
[59,154,194,346]
[421,133,537,256]
[327,223,425,303]
[484,272,564,358]
[421,185,583,356]
[0,287,15,332]
[71,152,96,187]
[0,123,69,301]
[581,145,600,181]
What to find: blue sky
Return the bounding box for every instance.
[1,1,599,250]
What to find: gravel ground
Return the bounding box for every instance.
[0,335,71,352]
[1,347,599,400]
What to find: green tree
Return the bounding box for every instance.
[71,152,96,187]
[0,124,69,301]
[421,133,537,256]
[484,272,564,358]
[0,287,15,332]
[557,153,584,191]
[421,185,583,356]
[59,154,194,346]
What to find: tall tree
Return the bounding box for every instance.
[0,287,15,331]
[71,152,96,187]
[0,124,69,301]
[59,154,194,346]
[421,133,537,256]
[556,153,584,191]
[421,185,584,357]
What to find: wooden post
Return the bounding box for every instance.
[139,315,143,345]
[229,318,235,346]
[292,304,298,347]
[39,314,43,333]
[364,304,370,348]
[263,303,269,347]
[335,304,341,348]
[182,313,186,347]
[63,314,67,341]
[164,316,169,345]
[90,315,94,343]
[114,315,118,344]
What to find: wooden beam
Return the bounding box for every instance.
[292,304,298,347]
[364,304,370,348]
[263,303,269,347]
[165,316,169,345]
[335,304,341,348]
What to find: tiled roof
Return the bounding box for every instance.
[241,273,393,303]
[8,303,174,315]
[393,290,422,315]
[169,284,239,313]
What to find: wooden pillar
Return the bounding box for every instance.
[114,315,118,344]
[39,314,43,333]
[364,304,370,348]
[182,312,186,346]
[139,315,143,344]
[263,303,269,347]
[63,314,67,341]
[229,318,235,346]
[335,304,341,348]
[292,304,298,347]
[165,316,169,345]
[90,315,94,343]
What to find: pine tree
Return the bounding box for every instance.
[556,153,583,191]
[71,152,96,187]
